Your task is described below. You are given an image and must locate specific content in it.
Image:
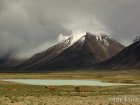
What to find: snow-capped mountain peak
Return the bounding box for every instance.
[59,31,112,47]
[85,32,111,46]
[18,31,125,70]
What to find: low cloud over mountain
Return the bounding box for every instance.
[0,0,140,59]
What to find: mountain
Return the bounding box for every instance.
[17,32,124,71]
[0,57,8,66]
[95,40,140,70]
[133,36,140,43]
[16,37,72,70]
[0,53,11,70]
[0,57,25,72]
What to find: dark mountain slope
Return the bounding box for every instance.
[95,40,140,69]
[16,37,72,69]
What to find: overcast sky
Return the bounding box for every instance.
[0,0,140,58]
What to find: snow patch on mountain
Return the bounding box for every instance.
[80,36,85,42]
[77,36,86,46]
[57,31,113,52]
[94,32,111,46]
[103,39,109,46]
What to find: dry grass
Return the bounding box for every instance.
[0,83,140,105]
[0,70,140,105]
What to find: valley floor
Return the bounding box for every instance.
[0,70,140,105]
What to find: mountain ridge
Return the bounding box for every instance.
[95,40,140,70]
[17,32,124,71]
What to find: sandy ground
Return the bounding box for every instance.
[0,95,140,105]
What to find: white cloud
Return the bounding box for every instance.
[58,33,69,42]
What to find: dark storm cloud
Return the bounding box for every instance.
[0,0,140,58]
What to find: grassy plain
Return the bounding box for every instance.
[0,70,140,105]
